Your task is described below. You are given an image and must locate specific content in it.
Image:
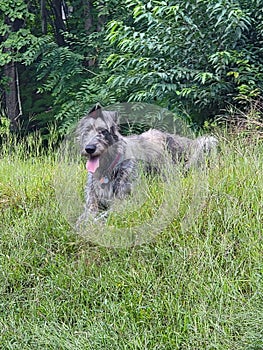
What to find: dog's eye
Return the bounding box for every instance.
[100,129,108,135]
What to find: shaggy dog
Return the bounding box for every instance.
[76,104,217,218]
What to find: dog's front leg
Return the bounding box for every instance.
[76,173,99,227]
[83,172,100,214]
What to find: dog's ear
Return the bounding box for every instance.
[88,103,102,119]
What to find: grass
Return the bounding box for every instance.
[0,133,263,349]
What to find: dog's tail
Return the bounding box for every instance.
[186,135,218,169]
[198,136,218,153]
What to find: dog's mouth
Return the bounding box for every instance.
[86,156,100,173]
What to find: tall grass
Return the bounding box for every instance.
[0,132,262,349]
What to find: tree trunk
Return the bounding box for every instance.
[41,0,48,34]
[51,0,66,45]
[84,0,93,32]
[4,62,22,130]
[2,17,23,131]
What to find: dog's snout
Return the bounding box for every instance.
[85,145,96,154]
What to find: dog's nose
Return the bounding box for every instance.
[85,144,96,154]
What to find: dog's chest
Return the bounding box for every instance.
[87,159,135,206]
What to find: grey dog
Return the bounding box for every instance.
[76,104,217,219]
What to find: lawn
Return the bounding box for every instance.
[0,134,262,349]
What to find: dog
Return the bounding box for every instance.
[76,104,217,220]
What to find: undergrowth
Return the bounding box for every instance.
[0,132,262,349]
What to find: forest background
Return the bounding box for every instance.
[1,2,263,348]
[0,0,262,137]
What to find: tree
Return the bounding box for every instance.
[1,0,262,135]
[26,0,132,134]
[105,0,263,123]
[0,1,33,129]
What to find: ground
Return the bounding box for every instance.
[0,134,262,349]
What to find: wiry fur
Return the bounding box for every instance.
[76,104,217,219]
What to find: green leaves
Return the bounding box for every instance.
[0,0,33,22]
[0,0,37,65]
[103,0,263,122]
[1,0,262,134]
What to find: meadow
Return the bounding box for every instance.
[0,131,262,349]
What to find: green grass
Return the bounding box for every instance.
[0,135,263,349]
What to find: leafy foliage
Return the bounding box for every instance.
[105,0,263,122]
[24,0,133,134]
[0,0,263,135]
[0,0,36,65]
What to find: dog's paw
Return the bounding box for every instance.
[75,210,109,230]
[93,211,109,222]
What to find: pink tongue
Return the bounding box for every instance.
[86,156,100,173]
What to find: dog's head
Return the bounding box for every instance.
[76,104,121,172]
